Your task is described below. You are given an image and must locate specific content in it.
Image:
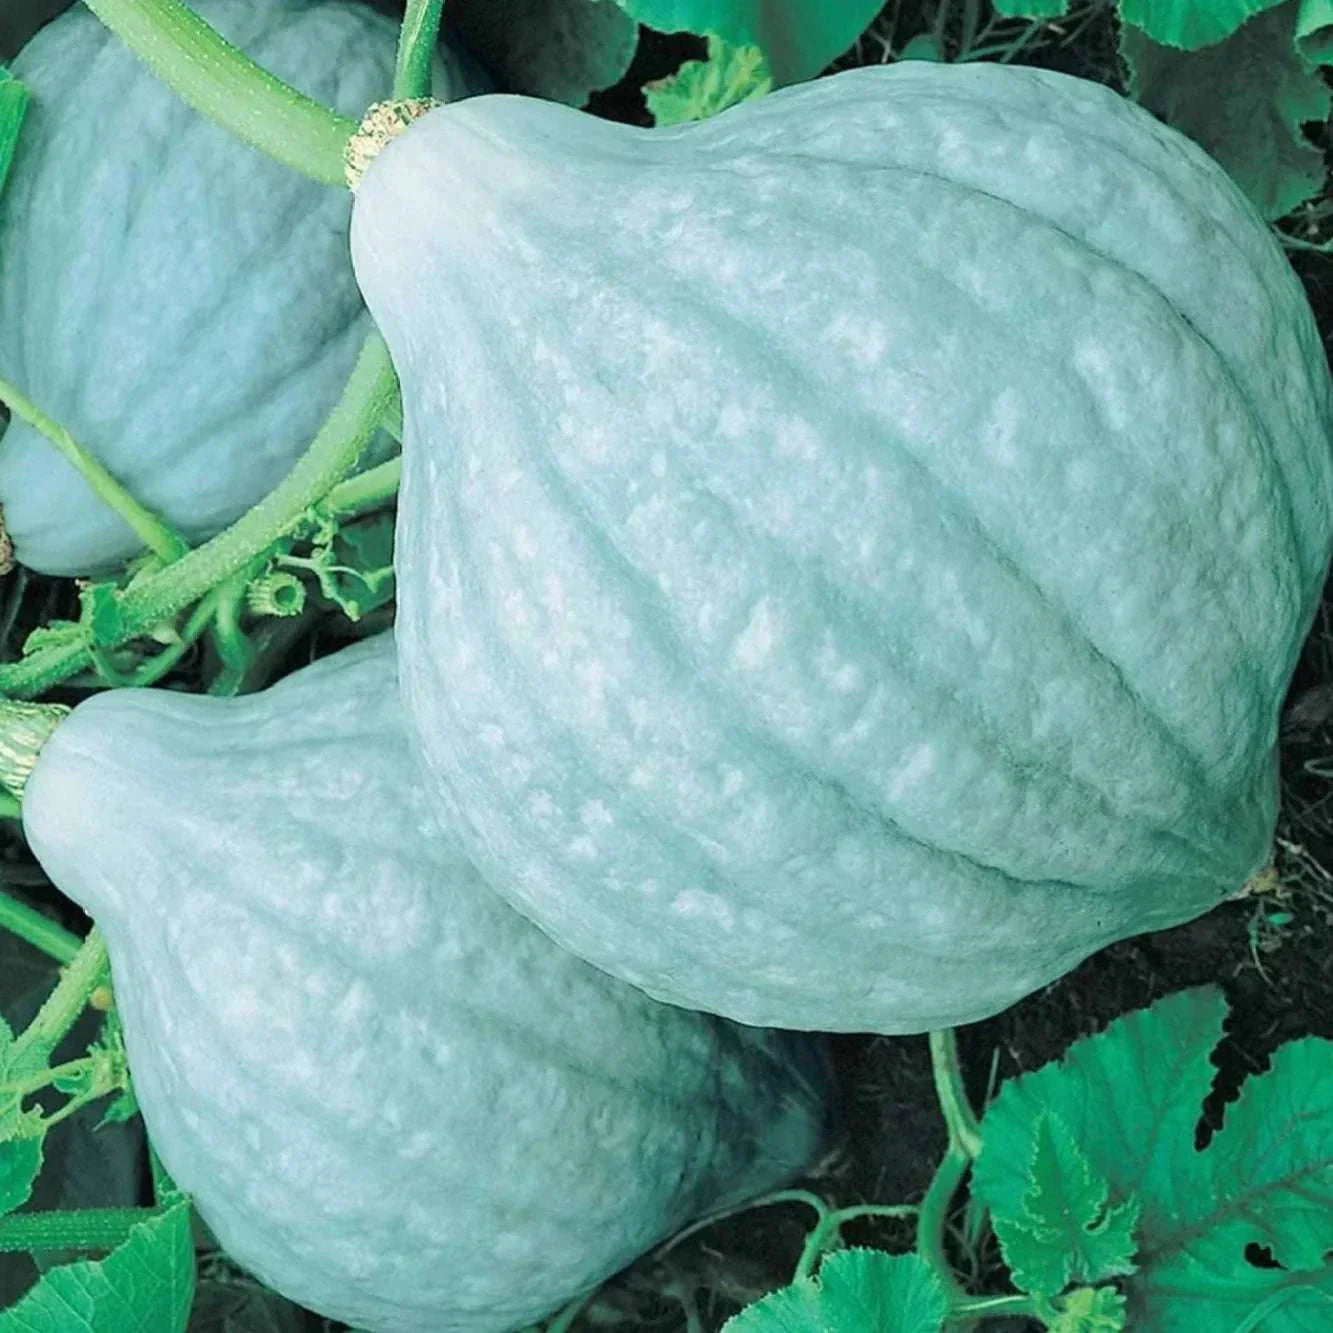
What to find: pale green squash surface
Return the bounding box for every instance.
[21,636,827,1332]
[352,63,1333,1033]
[0,0,467,575]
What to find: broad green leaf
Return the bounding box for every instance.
[449,0,638,105]
[1048,1286,1128,1332]
[975,988,1333,1330]
[993,1114,1138,1298]
[1119,0,1288,48]
[613,0,882,84]
[991,0,1070,18]
[974,988,1227,1235]
[1121,3,1329,219]
[0,1196,195,1333]
[645,35,772,126]
[0,68,27,203]
[0,1136,42,1216]
[723,1249,948,1331]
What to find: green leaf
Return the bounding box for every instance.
[613,0,882,84]
[1295,0,1333,61]
[326,511,396,621]
[974,987,1333,1330]
[1119,0,1288,48]
[1047,1286,1128,1332]
[78,583,124,649]
[990,0,1070,19]
[645,34,772,126]
[723,1249,949,1332]
[0,1136,42,1217]
[0,1017,45,1142]
[0,66,27,204]
[1121,3,1328,219]
[0,1196,195,1332]
[993,1114,1138,1298]
[448,0,639,105]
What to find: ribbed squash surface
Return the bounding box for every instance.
[21,637,827,1331]
[352,63,1333,1033]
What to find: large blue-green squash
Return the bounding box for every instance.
[350,63,1333,1034]
[0,0,469,576]
[20,635,827,1332]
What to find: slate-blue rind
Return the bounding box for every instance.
[351,64,1333,1033]
[21,636,827,1332]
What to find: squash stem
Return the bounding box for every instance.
[0,891,81,965]
[0,377,189,565]
[0,700,69,802]
[394,0,448,98]
[78,0,354,186]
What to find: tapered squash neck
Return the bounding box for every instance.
[345,98,440,191]
[0,701,69,802]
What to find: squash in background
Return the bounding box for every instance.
[0,0,470,575]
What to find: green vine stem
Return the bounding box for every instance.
[791,1201,919,1282]
[0,377,188,564]
[15,930,110,1067]
[931,1028,984,1158]
[0,335,397,700]
[395,0,447,97]
[0,891,81,964]
[79,0,353,186]
[916,1028,984,1308]
[0,1205,158,1254]
[321,455,402,520]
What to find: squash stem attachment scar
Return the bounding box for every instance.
[0,700,69,802]
[345,99,441,191]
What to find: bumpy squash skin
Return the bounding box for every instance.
[0,0,466,576]
[351,64,1333,1034]
[21,636,827,1332]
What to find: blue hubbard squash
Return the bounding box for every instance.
[0,0,471,576]
[18,635,828,1332]
[349,62,1333,1034]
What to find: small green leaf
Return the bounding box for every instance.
[449,0,639,105]
[723,1249,948,1332]
[1119,0,1288,48]
[0,1196,195,1332]
[990,0,1070,18]
[20,621,86,658]
[994,1115,1139,1298]
[1296,0,1333,62]
[1122,2,1329,219]
[0,67,28,203]
[80,583,124,648]
[1047,1286,1128,1332]
[645,35,772,126]
[0,1136,42,1217]
[0,1017,46,1141]
[614,0,882,85]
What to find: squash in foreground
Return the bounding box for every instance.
[15,636,828,1332]
[0,0,471,575]
[350,62,1333,1034]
